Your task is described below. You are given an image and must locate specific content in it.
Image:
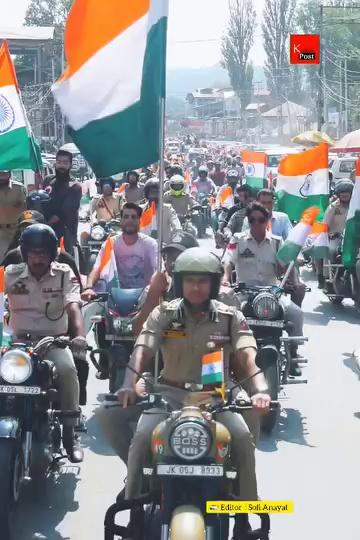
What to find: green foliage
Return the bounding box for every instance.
[221,0,257,115]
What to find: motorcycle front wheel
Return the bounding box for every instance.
[261,361,280,434]
[0,440,22,540]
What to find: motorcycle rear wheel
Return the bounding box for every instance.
[261,362,280,434]
[0,440,21,540]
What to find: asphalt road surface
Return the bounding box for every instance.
[14,237,360,540]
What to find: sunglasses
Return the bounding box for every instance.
[249,216,267,224]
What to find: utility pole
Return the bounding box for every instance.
[317,5,324,131]
[344,57,348,134]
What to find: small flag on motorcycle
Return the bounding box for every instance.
[201,350,225,399]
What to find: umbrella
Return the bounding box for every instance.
[291,130,334,146]
[332,129,360,153]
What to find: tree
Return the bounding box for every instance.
[262,0,298,101]
[221,0,257,117]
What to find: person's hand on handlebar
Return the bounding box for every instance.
[81,288,97,302]
[116,385,137,408]
[251,392,271,414]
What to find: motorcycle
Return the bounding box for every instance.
[89,288,145,393]
[103,350,278,540]
[233,283,307,433]
[0,336,88,539]
[179,205,205,239]
[194,193,212,238]
[82,219,121,273]
[323,234,359,305]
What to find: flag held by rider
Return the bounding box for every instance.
[342,159,360,269]
[277,207,320,266]
[276,143,329,221]
[241,151,267,190]
[0,41,42,172]
[52,0,169,176]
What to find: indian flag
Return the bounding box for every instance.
[216,185,234,209]
[303,222,330,260]
[342,159,360,268]
[0,41,42,171]
[201,350,224,386]
[140,202,157,235]
[277,207,320,266]
[241,151,267,189]
[52,0,169,177]
[94,236,119,287]
[276,143,329,221]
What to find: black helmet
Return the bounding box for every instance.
[173,247,223,299]
[144,178,160,199]
[127,170,140,181]
[99,176,115,190]
[334,179,353,195]
[20,224,58,262]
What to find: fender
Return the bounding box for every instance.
[0,417,21,440]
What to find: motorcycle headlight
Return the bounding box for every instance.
[0,349,33,384]
[91,225,105,241]
[170,421,211,461]
[253,292,279,320]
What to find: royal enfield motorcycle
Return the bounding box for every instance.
[323,234,359,306]
[103,351,278,540]
[0,336,87,539]
[233,283,307,433]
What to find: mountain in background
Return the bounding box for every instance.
[166,63,265,96]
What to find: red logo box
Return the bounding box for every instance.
[290,34,320,64]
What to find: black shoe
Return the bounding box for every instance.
[96,370,109,380]
[289,362,302,377]
[63,427,84,463]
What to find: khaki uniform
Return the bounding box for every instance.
[226,230,303,339]
[163,191,196,216]
[90,194,122,221]
[0,180,27,263]
[124,299,259,500]
[120,183,145,204]
[324,200,348,236]
[5,261,81,425]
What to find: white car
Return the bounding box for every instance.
[329,156,357,182]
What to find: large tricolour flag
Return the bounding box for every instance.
[241,151,267,189]
[52,0,169,177]
[276,143,329,221]
[342,159,360,269]
[0,41,42,171]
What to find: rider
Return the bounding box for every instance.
[223,202,304,376]
[210,160,226,187]
[90,177,122,222]
[118,248,270,511]
[213,168,241,232]
[118,171,145,204]
[5,224,85,462]
[141,178,181,243]
[318,179,353,288]
[163,174,196,217]
[192,165,216,198]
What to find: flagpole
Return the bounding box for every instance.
[280,260,295,289]
[157,95,166,271]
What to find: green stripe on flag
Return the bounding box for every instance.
[277,241,302,266]
[342,210,360,268]
[246,177,266,189]
[202,372,224,385]
[0,126,39,171]
[276,191,329,222]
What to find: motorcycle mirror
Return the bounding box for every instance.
[255,345,279,372]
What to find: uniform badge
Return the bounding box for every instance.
[163,329,186,338]
[240,248,255,258]
[10,282,29,295]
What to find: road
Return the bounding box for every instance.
[14,237,360,540]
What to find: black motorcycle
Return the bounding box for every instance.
[234,283,307,433]
[89,288,144,393]
[195,193,212,238]
[0,336,87,539]
[323,234,359,306]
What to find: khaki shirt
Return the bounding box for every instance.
[135,299,256,384]
[121,183,145,204]
[5,262,81,338]
[324,200,348,235]
[226,230,282,286]
[0,180,27,225]
[90,194,122,221]
[163,191,196,216]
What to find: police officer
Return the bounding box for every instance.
[224,202,304,376]
[163,174,196,217]
[117,248,270,504]
[5,224,85,462]
[0,170,27,263]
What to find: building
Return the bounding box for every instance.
[260,101,313,136]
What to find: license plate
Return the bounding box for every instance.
[247,319,284,328]
[157,464,223,477]
[0,385,41,395]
